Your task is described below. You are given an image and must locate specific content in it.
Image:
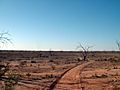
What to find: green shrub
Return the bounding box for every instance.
[0,65,9,77]
[4,73,20,90]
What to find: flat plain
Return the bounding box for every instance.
[0,51,120,90]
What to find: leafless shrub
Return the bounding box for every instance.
[0,31,12,47]
[26,73,31,78]
[0,64,9,77]
[31,60,36,63]
[113,86,120,90]
[4,72,20,90]
[19,61,27,67]
[46,74,54,79]
[51,65,56,70]
[92,73,108,78]
[116,40,120,51]
[116,40,120,60]
[76,43,93,61]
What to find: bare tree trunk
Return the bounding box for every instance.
[83,56,86,61]
[77,44,92,61]
[116,41,120,59]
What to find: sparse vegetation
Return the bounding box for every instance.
[0,31,19,90]
[94,74,108,78]
[0,31,12,47]
[4,72,20,90]
[31,60,36,63]
[0,50,120,90]
[26,73,31,78]
[113,86,120,90]
[51,65,56,70]
[19,61,27,67]
[116,41,120,51]
[0,65,9,77]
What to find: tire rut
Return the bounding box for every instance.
[49,61,93,90]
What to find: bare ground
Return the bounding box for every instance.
[53,61,93,90]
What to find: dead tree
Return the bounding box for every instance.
[0,31,11,77]
[76,43,92,61]
[49,49,54,61]
[116,40,120,59]
[0,32,12,47]
[0,32,20,90]
[0,32,12,63]
[116,40,120,51]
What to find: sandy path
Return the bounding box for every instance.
[53,61,93,90]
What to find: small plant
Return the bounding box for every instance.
[19,61,27,67]
[26,73,31,78]
[115,72,119,76]
[100,74,108,78]
[0,65,9,77]
[46,74,54,79]
[31,61,36,63]
[4,72,20,90]
[30,64,32,67]
[50,74,53,78]
[93,74,108,78]
[77,58,81,62]
[51,65,56,70]
[49,60,54,62]
[113,86,120,90]
[114,67,118,69]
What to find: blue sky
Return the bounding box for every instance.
[0,0,120,51]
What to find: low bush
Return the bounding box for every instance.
[113,86,120,90]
